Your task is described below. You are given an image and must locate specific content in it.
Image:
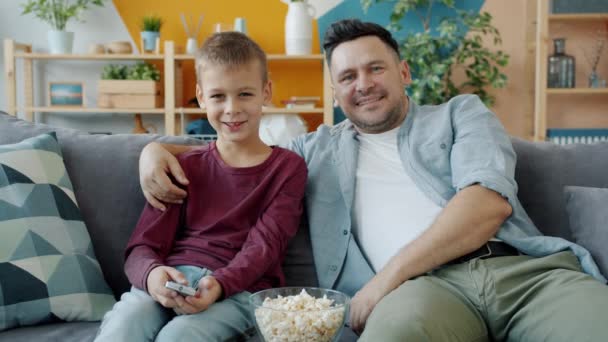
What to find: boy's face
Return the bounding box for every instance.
[196,60,271,144]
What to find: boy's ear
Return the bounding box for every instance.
[195,83,205,107]
[263,80,273,106]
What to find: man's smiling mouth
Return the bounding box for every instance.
[356,95,384,106]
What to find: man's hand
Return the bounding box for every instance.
[146,266,189,308]
[173,276,223,315]
[139,142,189,211]
[350,275,390,335]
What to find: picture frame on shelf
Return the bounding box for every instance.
[48,82,84,106]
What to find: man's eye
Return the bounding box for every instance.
[371,66,383,72]
[341,74,354,82]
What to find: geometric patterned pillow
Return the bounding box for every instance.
[0,133,115,331]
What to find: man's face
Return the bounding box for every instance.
[196,60,271,145]
[330,36,411,134]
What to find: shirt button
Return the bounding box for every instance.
[440,143,447,149]
[330,265,338,272]
[343,230,348,235]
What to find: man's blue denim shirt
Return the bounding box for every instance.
[289,94,606,296]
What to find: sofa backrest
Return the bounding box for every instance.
[3,112,607,297]
[0,112,317,298]
[511,137,608,240]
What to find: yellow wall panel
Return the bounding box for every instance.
[113,0,323,130]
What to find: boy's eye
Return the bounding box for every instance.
[210,94,224,99]
[371,66,383,72]
[239,92,253,97]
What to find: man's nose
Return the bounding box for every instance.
[356,73,374,93]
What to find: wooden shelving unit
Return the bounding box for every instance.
[533,0,608,141]
[4,40,333,136]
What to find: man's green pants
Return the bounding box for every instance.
[360,251,608,341]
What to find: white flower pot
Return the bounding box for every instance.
[47,30,74,54]
[283,1,315,55]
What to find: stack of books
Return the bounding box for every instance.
[281,96,320,110]
[546,128,608,145]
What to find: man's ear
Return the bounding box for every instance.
[195,83,205,107]
[399,60,412,86]
[331,85,339,107]
[263,80,273,106]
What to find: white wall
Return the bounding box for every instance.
[0,1,158,134]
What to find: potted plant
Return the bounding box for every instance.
[98,62,162,108]
[363,0,509,106]
[140,14,163,53]
[21,0,106,54]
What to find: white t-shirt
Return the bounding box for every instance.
[352,126,442,272]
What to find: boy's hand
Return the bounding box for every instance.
[146,266,189,308]
[173,276,223,315]
[139,142,189,211]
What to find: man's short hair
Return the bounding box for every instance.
[195,32,268,84]
[323,19,401,65]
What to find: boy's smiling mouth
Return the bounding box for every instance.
[223,121,247,131]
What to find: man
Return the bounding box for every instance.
[139,19,608,341]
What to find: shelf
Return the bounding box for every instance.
[549,13,608,21]
[546,88,608,94]
[24,107,165,113]
[6,39,333,136]
[174,107,324,114]
[14,53,164,60]
[174,54,324,61]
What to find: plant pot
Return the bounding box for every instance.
[97,80,162,108]
[47,30,74,54]
[284,1,315,55]
[141,31,160,52]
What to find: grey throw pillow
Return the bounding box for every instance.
[563,186,608,278]
[0,133,116,331]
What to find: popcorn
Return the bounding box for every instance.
[254,289,346,342]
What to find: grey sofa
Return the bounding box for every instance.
[0,111,606,341]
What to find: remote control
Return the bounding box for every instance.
[165,281,197,297]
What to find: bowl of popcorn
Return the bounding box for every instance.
[250,287,350,342]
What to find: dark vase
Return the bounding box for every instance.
[547,38,575,88]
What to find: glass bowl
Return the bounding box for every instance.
[249,287,350,342]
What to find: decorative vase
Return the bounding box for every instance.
[141,31,160,52]
[547,38,575,88]
[186,38,198,55]
[47,30,74,54]
[588,70,601,88]
[283,0,315,55]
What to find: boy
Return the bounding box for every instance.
[95,32,307,341]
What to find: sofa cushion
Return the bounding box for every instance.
[512,138,608,240]
[0,133,116,331]
[0,322,100,342]
[564,186,608,277]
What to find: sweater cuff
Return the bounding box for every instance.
[212,273,235,299]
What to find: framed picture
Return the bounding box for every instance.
[48,82,84,106]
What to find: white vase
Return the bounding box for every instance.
[47,30,74,54]
[186,38,198,55]
[283,1,315,55]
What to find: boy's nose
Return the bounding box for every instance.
[224,99,240,115]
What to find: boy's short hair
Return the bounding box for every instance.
[323,19,401,65]
[195,32,268,84]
